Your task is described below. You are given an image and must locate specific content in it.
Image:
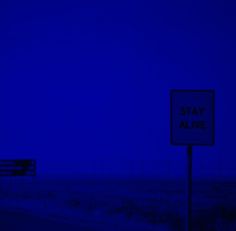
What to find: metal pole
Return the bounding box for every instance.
[186,145,193,231]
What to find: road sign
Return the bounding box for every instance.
[170,90,215,146]
[170,89,215,231]
[0,159,36,176]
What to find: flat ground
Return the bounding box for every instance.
[0,209,92,231]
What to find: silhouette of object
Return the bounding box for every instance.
[0,159,36,177]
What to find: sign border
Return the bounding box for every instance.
[170,89,215,146]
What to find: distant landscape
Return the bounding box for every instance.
[1,177,236,231]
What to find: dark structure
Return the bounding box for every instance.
[0,159,36,176]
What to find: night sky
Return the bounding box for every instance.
[0,0,235,178]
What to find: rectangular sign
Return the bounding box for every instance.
[0,159,36,176]
[170,90,215,146]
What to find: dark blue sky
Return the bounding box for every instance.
[0,0,235,178]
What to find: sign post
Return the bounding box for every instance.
[186,145,193,231]
[170,90,215,231]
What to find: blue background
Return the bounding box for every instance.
[0,0,235,179]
